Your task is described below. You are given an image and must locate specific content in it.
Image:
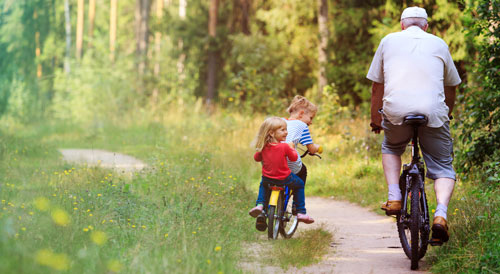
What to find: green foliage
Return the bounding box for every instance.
[220,34,290,112]
[456,0,500,182]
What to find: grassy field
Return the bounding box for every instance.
[0,109,335,273]
[1,106,497,273]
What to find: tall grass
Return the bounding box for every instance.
[1,103,496,272]
[0,109,261,273]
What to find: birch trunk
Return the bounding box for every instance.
[317,0,328,94]
[76,0,84,59]
[64,0,71,73]
[110,0,117,61]
[88,0,96,48]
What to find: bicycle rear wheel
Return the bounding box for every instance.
[410,178,420,270]
[279,193,298,238]
[397,175,429,264]
[267,192,283,240]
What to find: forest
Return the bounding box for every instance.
[0,0,498,273]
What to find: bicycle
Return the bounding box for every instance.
[395,115,431,270]
[263,148,322,240]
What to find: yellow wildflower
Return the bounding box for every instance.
[34,197,50,211]
[207,259,211,265]
[35,249,70,271]
[83,228,89,232]
[164,233,169,238]
[51,209,70,226]
[107,260,123,273]
[90,231,107,245]
[214,246,222,252]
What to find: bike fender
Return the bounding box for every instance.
[269,190,280,206]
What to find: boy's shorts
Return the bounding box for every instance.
[381,119,456,180]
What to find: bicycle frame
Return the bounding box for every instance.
[401,125,430,233]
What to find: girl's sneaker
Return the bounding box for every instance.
[249,205,264,218]
[255,214,267,231]
[297,213,315,224]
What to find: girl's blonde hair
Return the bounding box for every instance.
[286,95,318,115]
[254,117,287,152]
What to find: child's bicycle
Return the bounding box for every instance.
[263,148,321,240]
[395,115,431,270]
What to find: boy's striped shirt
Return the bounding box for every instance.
[283,119,314,174]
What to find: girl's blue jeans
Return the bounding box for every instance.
[255,173,306,214]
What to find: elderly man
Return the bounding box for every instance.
[367,7,461,244]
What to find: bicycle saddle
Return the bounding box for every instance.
[403,115,428,126]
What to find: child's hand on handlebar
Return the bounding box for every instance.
[288,142,295,149]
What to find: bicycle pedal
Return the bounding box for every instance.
[429,238,443,246]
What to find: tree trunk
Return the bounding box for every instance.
[136,0,151,80]
[110,0,117,61]
[177,0,187,81]
[64,0,71,73]
[206,0,218,106]
[240,0,250,35]
[317,0,328,94]
[151,0,165,106]
[76,0,84,59]
[88,0,96,48]
[34,11,42,78]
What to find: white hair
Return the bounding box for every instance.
[401,17,428,29]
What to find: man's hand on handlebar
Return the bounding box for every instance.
[370,122,382,134]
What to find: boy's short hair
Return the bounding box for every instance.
[286,95,318,115]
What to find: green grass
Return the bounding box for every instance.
[1,108,497,273]
[265,226,333,269]
[0,115,259,273]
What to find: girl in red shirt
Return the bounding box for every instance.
[249,117,314,225]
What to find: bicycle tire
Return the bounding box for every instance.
[279,193,298,238]
[267,192,283,240]
[410,177,420,270]
[397,175,412,259]
[267,205,277,239]
[418,190,429,259]
[397,175,430,261]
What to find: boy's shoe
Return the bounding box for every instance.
[429,216,449,246]
[297,213,314,224]
[249,205,264,218]
[381,200,401,216]
[256,214,267,231]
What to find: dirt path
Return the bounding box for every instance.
[303,197,429,273]
[244,197,430,274]
[59,149,146,174]
[59,149,429,273]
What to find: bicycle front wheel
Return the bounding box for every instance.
[279,194,298,238]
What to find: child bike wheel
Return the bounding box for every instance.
[267,193,283,240]
[279,195,298,239]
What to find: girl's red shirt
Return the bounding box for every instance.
[254,143,298,180]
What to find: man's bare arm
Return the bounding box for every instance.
[371,82,384,133]
[444,85,457,117]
